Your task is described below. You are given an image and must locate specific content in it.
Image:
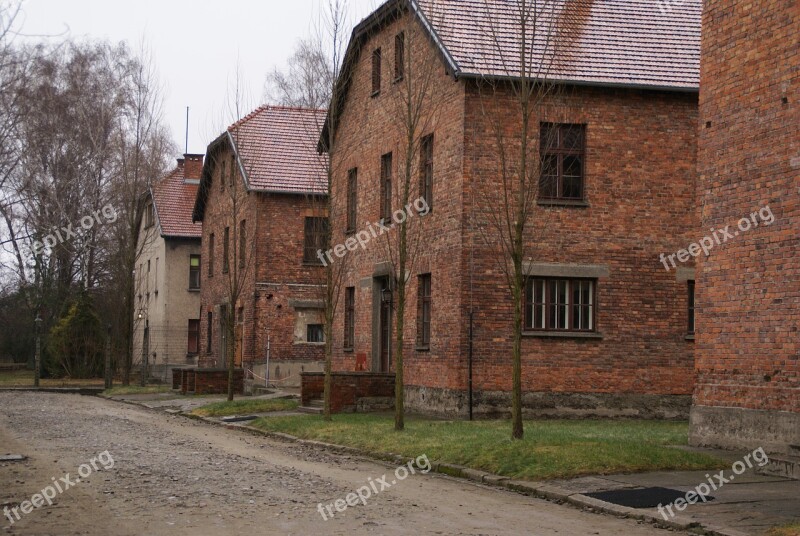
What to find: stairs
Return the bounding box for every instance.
[757,445,800,480]
[298,398,323,414]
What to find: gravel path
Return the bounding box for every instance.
[0,392,688,535]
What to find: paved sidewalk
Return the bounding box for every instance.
[546,450,799,536]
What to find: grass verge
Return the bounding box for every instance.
[102,385,172,396]
[192,398,299,417]
[766,524,800,536]
[0,369,105,387]
[250,414,728,481]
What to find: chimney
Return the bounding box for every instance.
[183,153,204,182]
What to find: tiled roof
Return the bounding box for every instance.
[228,105,328,194]
[151,163,203,238]
[416,0,701,90]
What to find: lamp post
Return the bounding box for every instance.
[34,314,42,388]
[104,323,112,389]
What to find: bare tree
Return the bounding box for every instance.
[376,6,444,431]
[113,40,174,385]
[264,36,334,111]
[472,0,581,439]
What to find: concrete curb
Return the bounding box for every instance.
[103,396,740,536]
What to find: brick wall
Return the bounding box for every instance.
[197,144,325,371]
[690,0,800,453]
[326,8,699,418]
[301,372,395,413]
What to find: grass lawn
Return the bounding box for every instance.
[766,524,800,536]
[192,398,299,417]
[251,414,728,481]
[0,369,105,387]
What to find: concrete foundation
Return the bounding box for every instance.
[405,386,691,420]
[690,405,800,456]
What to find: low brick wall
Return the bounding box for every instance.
[301,372,395,413]
[172,368,183,390]
[178,368,244,395]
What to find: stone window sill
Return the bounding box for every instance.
[523,331,603,340]
[685,334,695,341]
[537,199,590,208]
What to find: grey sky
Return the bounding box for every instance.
[19,0,375,157]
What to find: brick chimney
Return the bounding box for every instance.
[182,153,204,182]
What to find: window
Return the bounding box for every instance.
[188,319,200,354]
[344,287,355,350]
[525,278,595,331]
[372,48,382,95]
[303,217,329,264]
[189,255,201,289]
[145,201,155,228]
[208,233,215,277]
[220,156,226,191]
[222,226,230,273]
[417,274,432,348]
[380,153,392,221]
[346,168,358,234]
[206,312,213,352]
[394,32,405,80]
[420,134,433,210]
[539,123,586,201]
[688,280,695,335]
[307,324,324,343]
[239,220,246,268]
[228,155,235,187]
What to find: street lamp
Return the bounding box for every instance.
[381,286,393,306]
[34,314,42,388]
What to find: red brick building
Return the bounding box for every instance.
[323,0,702,418]
[192,106,329,387]
[690,0,799,454]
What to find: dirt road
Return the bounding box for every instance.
[0,392,684,535]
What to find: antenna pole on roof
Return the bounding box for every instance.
[185,106,189,154]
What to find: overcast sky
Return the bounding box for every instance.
[18,0,376,157]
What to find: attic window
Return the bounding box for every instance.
[394,32,405,81]
[372,48,382,95]
[145,201,155,228]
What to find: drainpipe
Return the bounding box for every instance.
[468,310,474,421]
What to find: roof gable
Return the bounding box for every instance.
[151,162,202,239]
[193,105,328,221]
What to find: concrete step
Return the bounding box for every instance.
[758,454,800,480]
[308,399,324,408]
[297,405,323,415]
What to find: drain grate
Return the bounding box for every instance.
[585,486,714,509]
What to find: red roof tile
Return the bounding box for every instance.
[227,105,328,194]
[415,0,701,90]
[152,161,203,238]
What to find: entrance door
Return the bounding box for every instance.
[379,281,391,372]
[218,305,228,367]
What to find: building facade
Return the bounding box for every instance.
[324,0,701,418]
[132,155,204,382]
[193,105,328,387]
[690,0,799,454]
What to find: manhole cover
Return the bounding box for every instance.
[0,454,27,462]
[585,487,715,509]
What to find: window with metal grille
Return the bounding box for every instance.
[525,278,595,331]
[372,48,382,95]
[380,153,392,221]
[303,217,329,264]
[420,134,433,210]
[346,168,358,234]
